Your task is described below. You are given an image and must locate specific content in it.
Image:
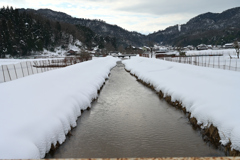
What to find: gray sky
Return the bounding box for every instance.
[1,0,240,35]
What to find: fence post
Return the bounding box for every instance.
[20,62,24,77]
[45,60,48,71]
[236,59,237,71]
[205,55,207,67]
[208,56,210,67]
[26,61,30,76]
[213,56,215,68]
[14,64,18,79]
[41,61,44,72]
[48,60,51,70]
[30,61,34,74]
[6,65,11,81]
[42,61,46,72]
[42,61,45,72]
[2,65,6,82]
[35,61,39,74]
[229,58,231,70]
[224,60,226,70]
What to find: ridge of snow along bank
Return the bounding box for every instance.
[123,57,240,155]
[0,57,119,159]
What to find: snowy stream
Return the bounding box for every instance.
[46,61,224,158]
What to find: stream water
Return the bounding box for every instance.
[46,61,224,158]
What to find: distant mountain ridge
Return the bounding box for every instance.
[148,7,240,46]
[14,6,240,47]
[19,8,147,47]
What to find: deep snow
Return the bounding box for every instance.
[123,57,240,152]
[0,56,118,159]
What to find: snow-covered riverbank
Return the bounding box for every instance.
[0,56,118,159]
[123,57,240,154]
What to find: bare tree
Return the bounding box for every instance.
[117,45,125,54]
[233,40,239,59]
[176,42,186,56]
[105,43,115,54]
[80,50,91,61]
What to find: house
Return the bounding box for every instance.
[109,51,120,56]
[207,45,213,49]
[142,46,151,52]
[224,42,240,49]
[155,52,176,58]
[67,50,77,56]
[186,45,195,50]
[197,44,208,50]
[156,47,169,53]
[224,43,234,48]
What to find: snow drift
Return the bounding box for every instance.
[0,56,118,159]
[123,57,240,152]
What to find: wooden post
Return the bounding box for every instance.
[41,61,44,72]
[48,60,51,70]
[2,65,6,82]
[224,60,226,70]
[219,57,221,69]
[229,58,231,70]
[30,61,34,74]
[43,60,46,71]
[26,61,30,76]
[46,60,48,71]
[208,56,210,67]
[20,62,24,77]
[45,60,48,71]
[213,56,215,68]
[14,64,18,79]
[235,59,237,71]
[47,60,50,71]
[35,61,39,74]
[6,65,11,81]
[43,61,46,72]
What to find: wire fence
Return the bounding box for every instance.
[0,57,92,83]
[160,56,240,72]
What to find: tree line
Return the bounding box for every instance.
[0,6,118,58]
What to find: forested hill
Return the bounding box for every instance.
[1,6,240,58]
[19,8,147,47]
[148,7,240,46]
[19,7,240,47]
[0,7,118,58]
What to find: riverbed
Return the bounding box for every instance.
[46,61,224,158]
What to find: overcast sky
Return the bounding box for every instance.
[1,0,240,35]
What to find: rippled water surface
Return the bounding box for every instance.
[46,61,224,158]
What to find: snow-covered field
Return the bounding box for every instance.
[0,59,39,66]
[161,49,240,72]
[0,56,118,159]
[0,58,63,66]
[186,48,236,56]
[123,57,240,152]
[0,58,65,83]
[165,48,237,57]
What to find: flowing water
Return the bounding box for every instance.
[46,61,224,158]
